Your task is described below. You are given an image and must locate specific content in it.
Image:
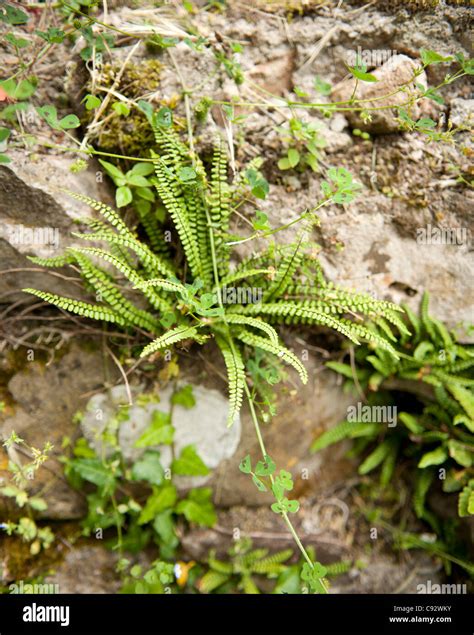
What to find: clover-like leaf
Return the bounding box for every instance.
[156,106,173,127]
[285,499,300,513]
[239,454,252,474]
[278,469,293,490]
[252,210,270,232]
[254,454,276,477]
[171,384,196,409]
[252,474,267,492]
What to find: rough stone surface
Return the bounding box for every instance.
[0,150,112,304]
[331,55,431,134]
[0,345,118,519]
[81,383,242,490]
[44,546,121,594]
[449,97,474,129]
[318,206,474,334]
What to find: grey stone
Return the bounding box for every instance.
[44,546,121,594]
[331,55,432,135]
[0,345,118,519]
[0,149,111,304]
[449,98,474,129]
[80,383,242,490]
[318,206,474,337]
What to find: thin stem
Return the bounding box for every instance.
[27,138,158,162]
[243,381,328,593]
[226,199,329,247]
[243,381,266,457]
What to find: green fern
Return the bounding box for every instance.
[24,110,404,433]
[216,336,246,427]
[200,540,293,593]
[140,325,203,358]
[22,289,129,326]
[321,292,474,533]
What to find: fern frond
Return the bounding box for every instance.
[216,336,246,427]
[22,289,128,326]
[458,481,474,517]
[187,187,213,286]
[27,254,75,268]
[311,421,379,452]
[135,277,187,294]
[420,291,437,341]
[209,141,231,276]
[224,314,279,344]
[446,384,474,419]
[198,570,229,593]
[402,303,421,340]
[235,330,308,384]
[339,320,399,358]
[453,415,474,433]
[288,284,403,316]
[230,302,361,345]
[74,247,171,312]
[431,317,454,349]
[380,438,399,486]
[241,548,268,567]
[251,549,293,573]
[152,153,202,279]
[64,190,130,234]
[414,468,436,519]
[358,439,393,475]
[218,268,272,288]
[208,554,233,574]
[239,575,260,595]
[432,369,474,387]
[447,358,474,374]
[70,250,161,332]
[434,385,463,416]
[152,122,190,166]
[373,317,397,343]
[72,230,173,277]
[135,201,170,258]
[325,560,352,576]
[380,309,411,337]
[140,324,200,358]
[263,236,304,301]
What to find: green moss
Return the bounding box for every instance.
[84,59,170,156]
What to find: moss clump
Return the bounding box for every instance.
[84,58,174,156]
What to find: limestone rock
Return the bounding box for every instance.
[0,150,111,304]
[0,345,118,519]
[331,55,431,134]
[449,97,474,129]
[80,383,242,490]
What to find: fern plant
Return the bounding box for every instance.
[312,293,474,527]
[198,538,293,594]
[23,107,404,591]
[24,112,403,426]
